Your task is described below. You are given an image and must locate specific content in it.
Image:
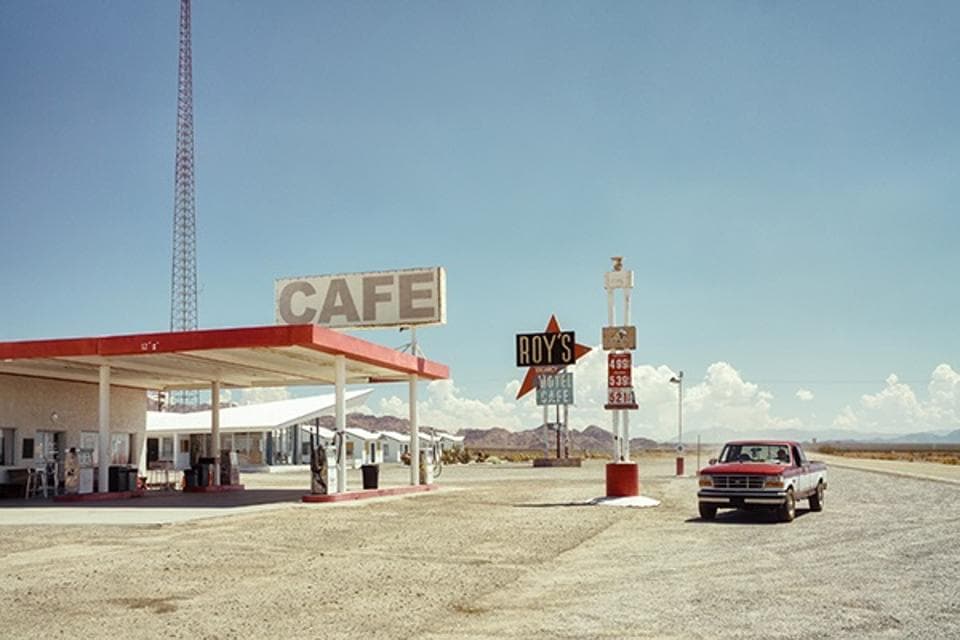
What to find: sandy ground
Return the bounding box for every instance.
[1,456,958,639]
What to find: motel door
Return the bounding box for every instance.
[146,438,159,465]
[176,436,191,469]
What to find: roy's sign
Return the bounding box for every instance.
[275,267,446,329]
[515,331,576,368]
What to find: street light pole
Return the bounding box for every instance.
[669,371,684,476]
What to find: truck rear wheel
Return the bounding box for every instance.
[809,482,824,512]
[778,489,796,522]
[699,503,717,521]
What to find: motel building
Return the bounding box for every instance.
[0,324,449,499]
[146,398,465,473]
[378,429,464,464]
[144,390,374,471]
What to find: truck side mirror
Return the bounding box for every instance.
[708,458,718,465]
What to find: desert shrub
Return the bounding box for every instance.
[485,455,503,464]
[441,447,471,465]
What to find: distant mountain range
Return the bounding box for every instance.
[310,414,960,447]
[886,429,960,444]
[314,414,655,452]
[458,424,657,453]
[153,404,960,447]
[683,426,960,445]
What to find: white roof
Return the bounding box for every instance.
[345,426,379,441]
[300,425,336,440]
[375,430,462,444]
[146,389,373,434]
[298,426,396,442]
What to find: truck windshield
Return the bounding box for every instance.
[719,444,791,465]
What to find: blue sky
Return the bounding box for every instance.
[1,1,958,437]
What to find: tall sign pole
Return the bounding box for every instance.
[603,257,639,497]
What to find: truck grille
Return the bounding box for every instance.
[712,475,764,490]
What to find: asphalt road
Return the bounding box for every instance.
[0,458,957,639]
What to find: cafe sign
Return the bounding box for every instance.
[536,372,575,406]
[275,267,446,329]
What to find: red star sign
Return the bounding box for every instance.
[516,314,591,399]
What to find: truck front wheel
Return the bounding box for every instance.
[778,489,796,522]
[809,482,824,512]
[699,503,717,521]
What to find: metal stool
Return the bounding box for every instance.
[25,466,48,499]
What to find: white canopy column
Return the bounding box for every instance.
[98,365,110,493]
[335,355,346,493]
[409,374,419,485]
[212,380,221,486]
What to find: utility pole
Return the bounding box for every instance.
[670,371,684,475]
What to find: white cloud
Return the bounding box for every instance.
[796,388,814,401]
[832,364,960,433]
[375,347,800,439]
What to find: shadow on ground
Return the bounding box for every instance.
[0,489,308,510]
[685,508,813,525]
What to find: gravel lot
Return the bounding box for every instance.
[1,456,958,639]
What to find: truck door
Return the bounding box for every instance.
[791,445,809,494]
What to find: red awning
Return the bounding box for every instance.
[0,324,448,391]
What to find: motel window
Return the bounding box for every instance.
[110,433,131,465]
[81,431,99,465]
[160,437,175,461]
[36,430,64,461]
[0,428,15,465]
[346,441,354,457]
[22,438,35,460]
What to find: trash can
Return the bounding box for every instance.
[184,468,197,489]
[127,468,140,492]
[198,457,216,487]
[108,465,127,492]
[195,463,208,487]
[361,464,379,490]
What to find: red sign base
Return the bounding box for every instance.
[605,462,639,497]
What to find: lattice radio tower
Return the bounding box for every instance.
[169,0,199,408]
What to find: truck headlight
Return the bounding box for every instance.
[764,476,784,489]
[698,476,713,487]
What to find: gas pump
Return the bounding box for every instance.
[431,428,443,479]
[418,448,435,485]
[63,447,80,495]
[309,429,339,495]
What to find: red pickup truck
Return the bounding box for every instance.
[697,440,827,522]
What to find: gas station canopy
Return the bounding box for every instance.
[0,324,449,391]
